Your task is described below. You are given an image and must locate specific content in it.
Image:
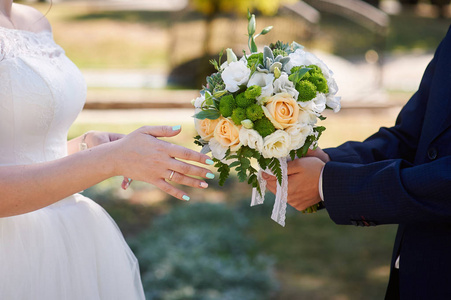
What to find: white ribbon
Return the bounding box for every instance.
[251,157,288,227]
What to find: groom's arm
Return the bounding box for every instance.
[323,155,451,225]
[264,156,451,226]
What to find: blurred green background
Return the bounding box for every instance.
[23,0,451,299]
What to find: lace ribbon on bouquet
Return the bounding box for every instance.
[251,157,288,227]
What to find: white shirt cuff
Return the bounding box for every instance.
[318,166,325,201]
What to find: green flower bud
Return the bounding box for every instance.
[231,107,247,125]
[219,94,236,118]
[260,26,273,36]
[241,119,254,129]
[274,66,281,79]
[226,48,237,64]
[248,14,256,36]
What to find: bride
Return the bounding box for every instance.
[0,1,215,299]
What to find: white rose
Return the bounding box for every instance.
[262,130,292,158]
[221,61,251,93]
[312,93,327,114]
[287,49,307,68]
[298,105,318,125]
[327,95,341,113]
[247,71,274,101]
[272,73,299,100]
[239,128,263,152]
[192,95,206,108]
[209,138,228,161]
[286,123,314,150]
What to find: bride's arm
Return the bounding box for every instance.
[1,126,213,217]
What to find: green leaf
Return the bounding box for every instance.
[193,109,220,120]
[229,161,240,168]
[204,92,214,106]
[258,156,270,170]
[268,158,282,185]
[297,136,314,158]
[250,38,258,53]
[289,149,296,161]
[288,67,311,83]
[215,159,230,186]
[318,115,327,121]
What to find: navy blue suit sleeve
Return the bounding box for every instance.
[323,157,451,225]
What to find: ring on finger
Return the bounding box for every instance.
[168,170,175,181]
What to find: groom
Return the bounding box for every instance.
[264,25,451,299]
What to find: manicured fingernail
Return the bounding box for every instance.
[200,182,208,188]
[206,172,215,179]
[172,125,181,131]
[182,195,190,201]
[206,159,214,165]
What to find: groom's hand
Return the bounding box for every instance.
[262,157,325,211]
[307,147,331,163]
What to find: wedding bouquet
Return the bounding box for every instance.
[192,12,340,226]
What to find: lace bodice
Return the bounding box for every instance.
[0,28,86,166]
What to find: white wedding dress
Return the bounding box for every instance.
[0,28,145,299]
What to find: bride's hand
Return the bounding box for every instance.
[107,125,214,201]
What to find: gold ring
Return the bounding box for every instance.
[168,170,175,181]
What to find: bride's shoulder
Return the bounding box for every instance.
[13,3,52,33]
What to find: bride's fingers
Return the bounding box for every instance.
[154,179,191,201]
[121,177,132,190]
[167,171,209,189]
[168,159,214,179]
[166,143,213,165]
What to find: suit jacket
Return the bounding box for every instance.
[323,25,451,300]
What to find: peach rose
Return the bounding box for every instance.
[195,115,220,142]
[262,92,299,129]
[214,118,241,151]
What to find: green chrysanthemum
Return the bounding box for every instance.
[244,85,262,100]
[219,94,236,118]
[296,80,317,102]
[236,92,255,108]
[309,74,329,94]
[254,117,276,137]
[246,104,264,121]
[307,64,322,75]
[231,107,247,125]
[247,53,264,69]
